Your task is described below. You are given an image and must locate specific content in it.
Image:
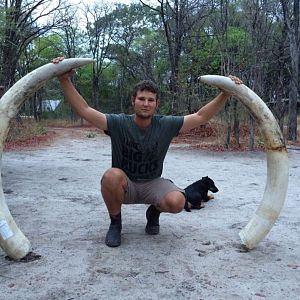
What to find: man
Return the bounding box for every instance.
[53,57,242,247]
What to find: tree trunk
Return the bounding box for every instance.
[0,0,22,88]
[224,102,231,149]
[233,99,240,147]
[287,41,299,140]
[281,0,299,141]
[92,70,100,110]
[249,115,255,150]
[0,86,5,98]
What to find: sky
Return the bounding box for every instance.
[68,0,157,7]
[36,0,157,27]
[68,0,139,5]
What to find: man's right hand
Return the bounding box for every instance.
[51,56,108,131]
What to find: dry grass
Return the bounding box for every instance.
[6,118,47,142]
[4,118,55,151]
[41,119,87,128]
[4,118,100,151]
[6,118,93,141]
[4,117,300,152]
[174,119,265,151]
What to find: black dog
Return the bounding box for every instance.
[184,176,219,212]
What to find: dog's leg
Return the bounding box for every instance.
[207,194,215,200]
[184,200,192,212]
[191,201,205,209]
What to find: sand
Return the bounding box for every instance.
[1,128,299,300]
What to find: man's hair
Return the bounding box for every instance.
[132,80,160,100]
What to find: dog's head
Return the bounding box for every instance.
[202,176,219,193]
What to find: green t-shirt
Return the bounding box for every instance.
[105,114,184,181]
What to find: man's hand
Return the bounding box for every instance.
[52,56,65,64]
[52,56,75,81]
[228,75,243,85]
[220,75,243,96]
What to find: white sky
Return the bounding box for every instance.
[68,0,139,5]
[36,0,157,27]
[68,0,157,7]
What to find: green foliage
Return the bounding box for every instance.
[86,131,97,138]
[1,0,296,139]
[34,34,65,64]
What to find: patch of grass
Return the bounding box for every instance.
[40,119,83,128]
[86,131,97,138]
[6,118,47,142]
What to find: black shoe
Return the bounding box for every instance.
[145,205,161,235]
[105,212,122,247]
[105,223,121,247]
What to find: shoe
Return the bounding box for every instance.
[145,205,161,235]
[105,223,121,247]
[105,212,122,247]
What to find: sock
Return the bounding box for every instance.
[109,212,121,227]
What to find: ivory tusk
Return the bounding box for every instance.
[0,58,94,260]
[200,75,289,249]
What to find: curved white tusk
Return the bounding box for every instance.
[0,58,94,260]
[200,75,289,249]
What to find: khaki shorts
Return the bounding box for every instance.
[123,177,185,205]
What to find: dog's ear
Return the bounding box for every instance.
[202,176,208,180]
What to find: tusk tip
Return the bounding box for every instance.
[47,57,95,68]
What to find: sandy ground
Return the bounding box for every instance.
[0,128,299,300]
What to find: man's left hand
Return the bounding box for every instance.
[228,75,243,85]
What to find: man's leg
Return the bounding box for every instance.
[145,191,185,235]
[156,191,186,213]
[101,168,128,247]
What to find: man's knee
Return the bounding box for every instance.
[101,168,127,190]
[161,192,186,213]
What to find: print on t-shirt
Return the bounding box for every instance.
[121,137,159,178]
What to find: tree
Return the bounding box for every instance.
[264,9,290,131]
[17,33,65,119]
[0,0,69,88]
[107,3,165,112]
[281,0,299,141]
[212,0,284,149]
[83,2,116,110]
[141,0,213,113]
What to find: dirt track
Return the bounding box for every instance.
[1,128,299,300]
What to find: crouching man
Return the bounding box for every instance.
[53,56,242,247]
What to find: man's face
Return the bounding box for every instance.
[132,90,159,119]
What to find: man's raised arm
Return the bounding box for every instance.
[180,75,242,133]
[53,57,107,131]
